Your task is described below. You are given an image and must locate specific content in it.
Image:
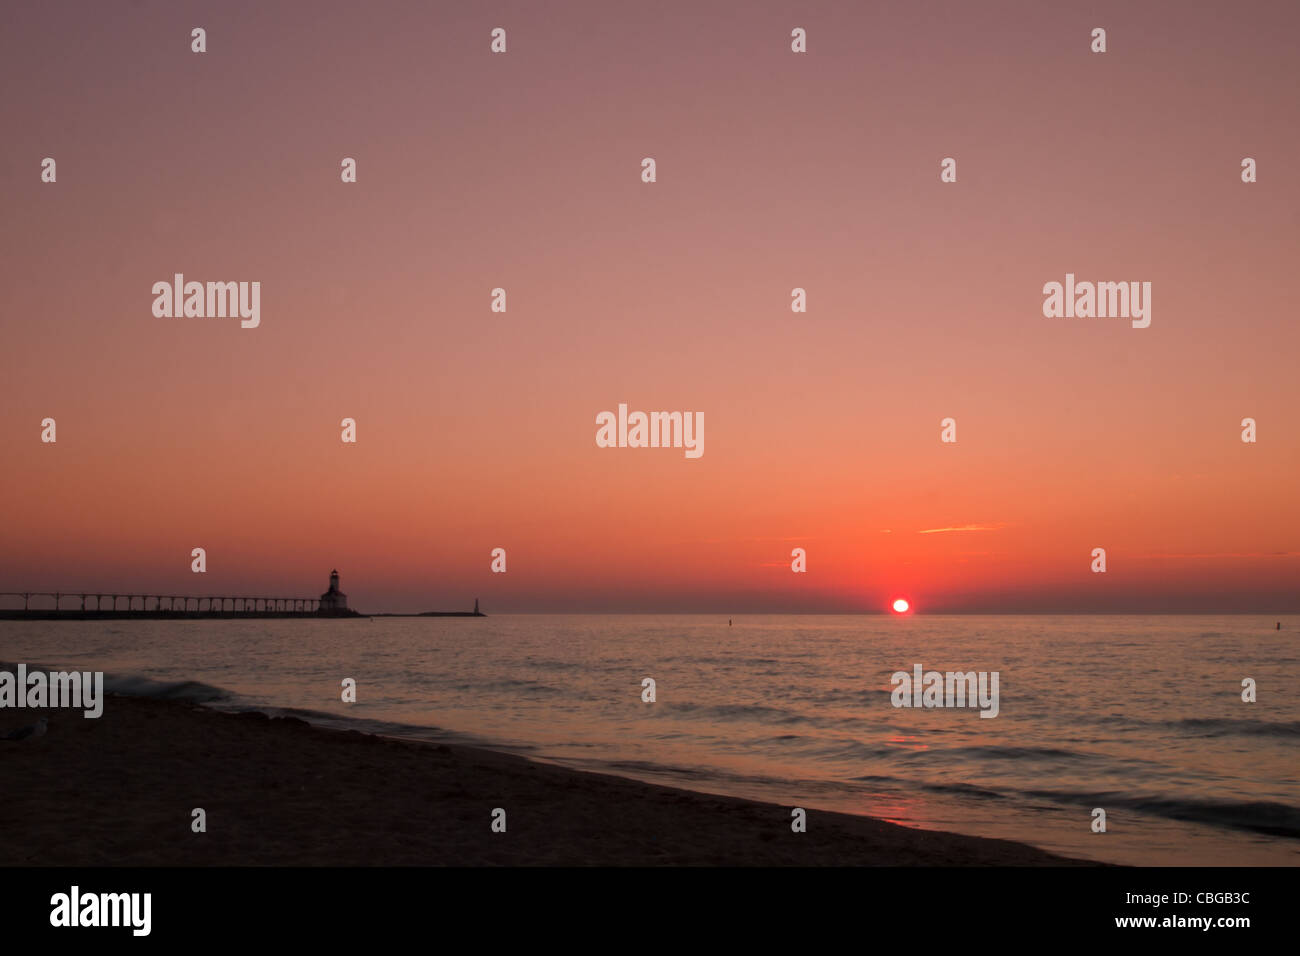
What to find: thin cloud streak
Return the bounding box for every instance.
[917,524,1008,535]
[1132,551,1300,559]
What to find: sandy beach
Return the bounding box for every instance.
[0,696,1097,866]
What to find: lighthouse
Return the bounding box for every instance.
[319,569,348,613]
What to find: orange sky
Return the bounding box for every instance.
[2,1,1297,612]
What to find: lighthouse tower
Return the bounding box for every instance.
[319,569,348,613]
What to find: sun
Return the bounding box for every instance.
[892,598,910,614]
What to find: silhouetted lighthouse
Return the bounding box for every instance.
[319,569,348,612]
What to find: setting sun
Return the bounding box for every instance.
[892,599,910,614]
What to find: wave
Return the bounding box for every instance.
[1173,717,1300,738]
[1022,789,1300,839]
[0,661,233,705]
[101,673,232,703]
[1086,712,1300,739]
[664,700,808,724]
[916,744,1100,762]
[850,775,1011,802]
[847,772,1300,839]
[47,663,504,752]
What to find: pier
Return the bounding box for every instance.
[0,573,482,620]
[0,591,356,619]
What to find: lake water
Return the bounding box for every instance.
[3,613,1297,865]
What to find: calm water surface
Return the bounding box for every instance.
[4,613,1297,866]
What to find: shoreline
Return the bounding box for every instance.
[0,695,1100,866]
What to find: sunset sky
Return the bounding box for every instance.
[2,1,1297,612]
